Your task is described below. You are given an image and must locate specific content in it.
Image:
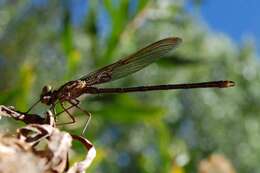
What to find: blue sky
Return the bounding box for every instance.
[68,0,260,53]
[188,0,259,52]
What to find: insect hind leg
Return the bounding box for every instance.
[56,101,76,126]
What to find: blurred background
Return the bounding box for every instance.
[0,0,259,172]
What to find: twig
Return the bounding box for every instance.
[0,105,96,173]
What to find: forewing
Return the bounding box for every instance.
[80,37,182,85]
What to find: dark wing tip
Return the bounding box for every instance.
[162,37,182,45]
[153,37,182,50]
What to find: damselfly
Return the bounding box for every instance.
[27,37,235,134]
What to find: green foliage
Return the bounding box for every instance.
[0,0,259,172]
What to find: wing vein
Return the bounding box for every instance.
[80,37,182,85]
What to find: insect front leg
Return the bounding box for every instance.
[50,103,57,121]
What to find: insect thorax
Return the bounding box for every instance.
[57,80,87,102]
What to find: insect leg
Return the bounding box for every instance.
[55,103,75,117]
[50,103,57,121]
[69,99,92,136]
[56,101,76,125]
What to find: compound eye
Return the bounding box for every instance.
[42,85,52,95]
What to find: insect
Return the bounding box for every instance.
[26,37,235,134]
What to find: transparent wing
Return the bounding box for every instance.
[80,37,182,85]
